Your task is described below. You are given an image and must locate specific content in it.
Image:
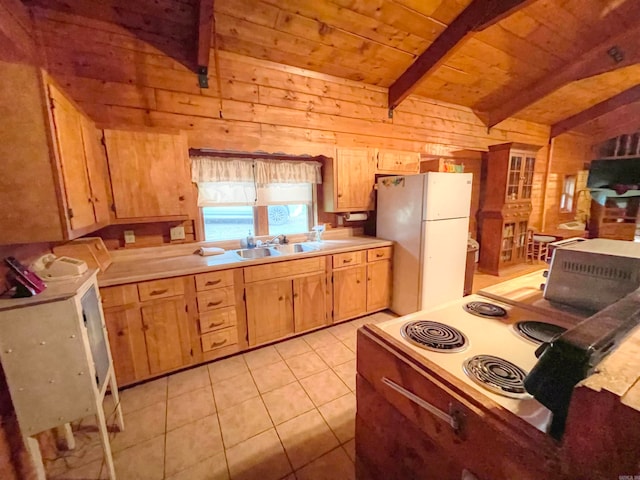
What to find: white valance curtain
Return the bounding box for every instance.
[191,155,322,207]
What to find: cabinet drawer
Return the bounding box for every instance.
[244,257,324,283]
[195,270,234,291]
[138,277,185,302]
[367,247,392,262]
[199,307,237,334]
[100,284,139,308]
[197,287,235,312]
[201,328,238,353]
[333,250,365,269]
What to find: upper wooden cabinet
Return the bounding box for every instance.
[483,143,540,209]
[375,149,420,174]
[323,147,375,212]
[103,129,191,221]
[0,62,109,244]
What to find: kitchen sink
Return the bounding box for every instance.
[233,242,319,259]
[271,242,319,254]
[234,247,280,259]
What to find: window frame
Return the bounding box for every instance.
[560,174,577,213]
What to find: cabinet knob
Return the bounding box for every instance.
[179,195,185,201]
[337,193,343,198]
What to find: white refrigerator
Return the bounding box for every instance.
[376,172,473,315]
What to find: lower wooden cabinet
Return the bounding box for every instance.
[140,297,191,374]
[293,272,329,333]
[102,245,390,384]
[101,277,193,386]
[333,246,392,322]
[246,279,295,346]
[333,265,367,322]
[244,257,329,346]
[103,306,149,385]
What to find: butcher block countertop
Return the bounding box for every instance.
[477,269,589,325]
[98,235,392,287]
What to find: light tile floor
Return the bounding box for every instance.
[44,311,396,480]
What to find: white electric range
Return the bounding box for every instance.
[376,293,574,432]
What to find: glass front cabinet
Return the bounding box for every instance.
[479,142,541,275]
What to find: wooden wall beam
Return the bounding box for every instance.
[388,0,534,110]
[488,23,640,128]
[197,0,213,68]
[551,85,640,139]
[578,101,640,144]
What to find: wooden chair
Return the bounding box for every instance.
[527,229,555,262]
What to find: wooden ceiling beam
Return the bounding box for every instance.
[551,85,640,139]
[578,101,640,144]
[197,0,213,69]
[487,23,640,128]
[388,0,534,110]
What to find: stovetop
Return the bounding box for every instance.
[376,294,568,432]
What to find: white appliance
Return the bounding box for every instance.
[377,172,473,315]
[376,294,569,432]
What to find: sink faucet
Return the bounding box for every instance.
[265,234,288,245]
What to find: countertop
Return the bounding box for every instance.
[477,269,589,325]
[98,236,392,287]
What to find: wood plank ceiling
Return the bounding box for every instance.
[25,0,640,142]
[208,0,640,141]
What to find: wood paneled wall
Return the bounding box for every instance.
[543,133,593,228]
[28,3,567,238]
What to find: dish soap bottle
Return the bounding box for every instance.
[246,230,256,248]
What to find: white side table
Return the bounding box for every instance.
[0,270,124,479]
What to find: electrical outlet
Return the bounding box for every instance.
[170,226,186,241]
[124,230,135,244]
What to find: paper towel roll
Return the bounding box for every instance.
[344,212,368,222]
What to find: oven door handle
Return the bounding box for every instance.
[382,377,462,433]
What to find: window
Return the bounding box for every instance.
[191,155,321,241]
[560,175,577,212]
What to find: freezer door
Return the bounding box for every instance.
[423,172,473,221]
[420,216,469,312]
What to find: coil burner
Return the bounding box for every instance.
[400,321,468,352]
[463,301,508,319]
[514,321,567,345]
[463,354,530,398]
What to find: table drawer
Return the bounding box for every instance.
[100,284,138,308]
[333,250,365,269]
[137,277,184,302]
[195,270,234,291]
[367,247,392,262]
[199,307,237,334]
[197,287,235,312]
[201,328,238,353]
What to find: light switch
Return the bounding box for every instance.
[170,226,186,240]
[124,230,135,244]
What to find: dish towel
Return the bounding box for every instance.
[196,247,225,257]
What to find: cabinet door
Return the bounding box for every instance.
[293,273,328,333]
[104,306,150,385]
[48,84,95,232]
[376,150,420,174]
[246,280,294,346]
[140,297,190,374]
[520,155,536,200]
[333,265,367,322]
[80,117,110,225]
[367,260,391,312]
[104,129,189,219]
[336,148,374,210]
